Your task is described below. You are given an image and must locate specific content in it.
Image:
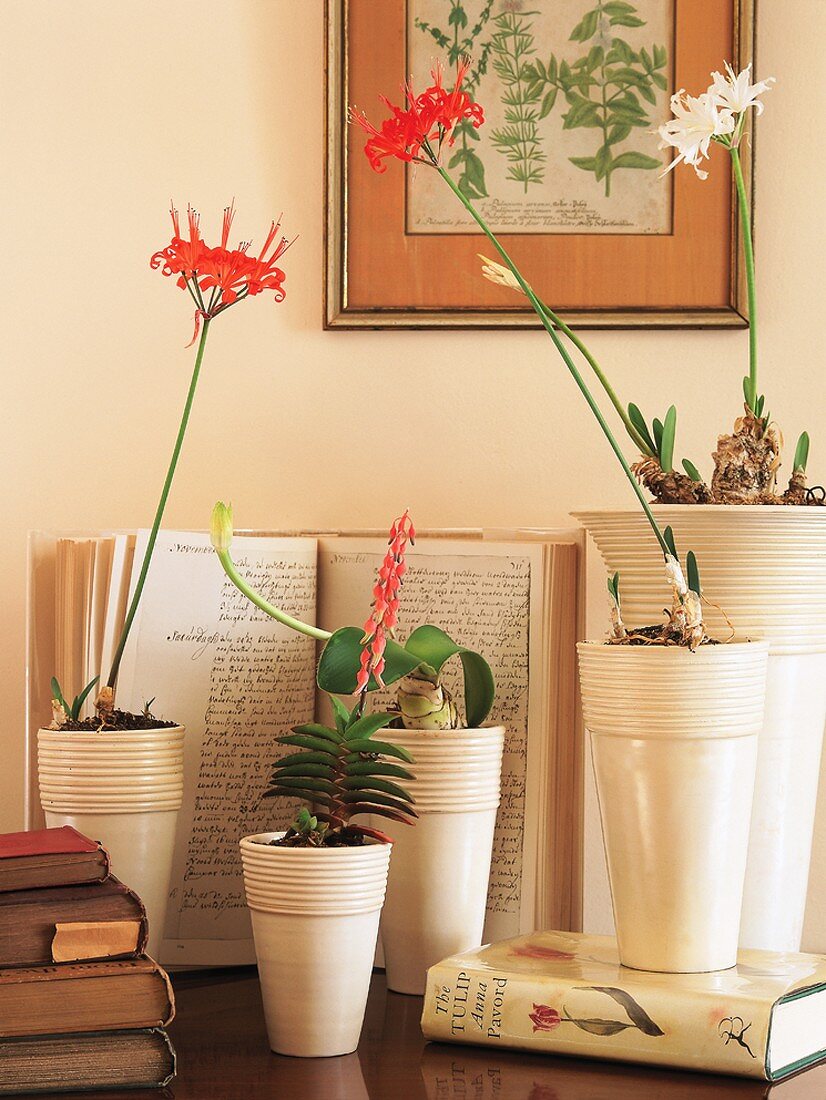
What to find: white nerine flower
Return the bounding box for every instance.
[657,90,734,179]
[708,62,775,116]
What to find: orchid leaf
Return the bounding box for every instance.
[686,551,701,597]
[344,711,396,741]
[659,405,676,473]
[794,431,810,472]
[663,525,678,559]
[682,459,702,483]
[330,695,351,734]
[627,403,655,452]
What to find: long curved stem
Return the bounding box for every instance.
[107,318,212,689]
[216,548,331,642]
[437,163,669,558]
[730,145,757,410]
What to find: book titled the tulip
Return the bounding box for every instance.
[421,932,826,1082]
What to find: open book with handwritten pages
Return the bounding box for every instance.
[27,528,583,967]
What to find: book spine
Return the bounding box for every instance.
[422,962,770,1081]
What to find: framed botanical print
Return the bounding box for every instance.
[325,0,756,329]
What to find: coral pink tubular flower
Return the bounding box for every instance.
[351,61,484,173]
[355,511,415,693]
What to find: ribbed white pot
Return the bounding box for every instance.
[240,832,391,1058]
[576,505,826,951]
[37,727,184,957]
[579,641,768,972]
[378,726,505,996]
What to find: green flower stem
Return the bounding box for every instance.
[215,548,331,642]
[730,145,757,411]
[107,317,212,689]
[436,162,670,558]
[535,298,654,457]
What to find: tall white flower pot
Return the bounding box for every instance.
[578,641,768,972]
[378,726,505,996]
[240,832,391,1058]
[37,727,185,957]
[576,505,826,952]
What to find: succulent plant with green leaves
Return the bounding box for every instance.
[265,698,417,837]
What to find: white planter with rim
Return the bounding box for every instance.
[578,640,768,973]
[240,831,391,1058]
[576,505,826,952]
[37,726,185,957]
[377,726,505,996]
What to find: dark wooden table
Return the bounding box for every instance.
[21,968,826,1098]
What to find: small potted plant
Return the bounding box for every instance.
[39,203,292,951]
[350,60,770,972]
[212,504,505,995]
[240,695,416,1058]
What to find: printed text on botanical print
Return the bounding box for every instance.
[407,0,674,234]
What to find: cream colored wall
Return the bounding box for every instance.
[3,1,825,941]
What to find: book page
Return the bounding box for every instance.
[317,537,545,942]
[116,531,318,966]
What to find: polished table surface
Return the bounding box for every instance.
[18,967,826,1099]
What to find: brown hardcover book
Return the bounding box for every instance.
[0,826,109,892]
[0,1029,175,1094]
[0,878,148,968]
[0,957,174,1037]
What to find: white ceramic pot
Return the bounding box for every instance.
[240,831,391,1058]
[578,641,768,972]
[576,505,826,952]
[378,726,505,996]
[37,727,185,957]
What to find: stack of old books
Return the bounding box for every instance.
[0,826,175,1095]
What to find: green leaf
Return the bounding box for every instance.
[268,776,337,795]
[344,711,396,741]
[273,763,335,779]
[653,44,667,68]
[610,14,645,27]
[346,738,414,763]
[330,695,351,735]
[651,71,667,90]
[277,733,342,755]
[637,82,656,104]
[742,375,756,410]
[612,151,662,171]
[663,525,678,559]
[448,149,466,169]
[72,676,99,719]
[463,150,487,197]
[602,0,637,13]
[404,625,495,727]
[595,143,613,182]
[567,1016,634,1036]
[794,431,810,472]
[652,417,664,456]
[686,550,701,597]
[563,99,601,129]
[569,156,598,172]
[584,987,665,1037]
[331,803,417,825]
[316,627,422,695]
[339,790,414,812]
[345,761,415,780]
[264,784,325,803]
[340,776,414,803]
[659,405,677,473]
[570,9,600,41]
[627,403,656,452]
[682,459,703,483]
[50,677,70,718]
[291,723,342,744]
[607,122,632,145]
[539,88,558,118]
[276,750,337,768]
[585,45,604,72]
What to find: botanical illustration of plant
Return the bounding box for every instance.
[488,5,547,191]
[530,986,665,1037]
[523,0,667,196]
[414,1,496,198]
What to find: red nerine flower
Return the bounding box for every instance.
[529,1004,562,1033]
[151,202,293,341]
[356,511,416,693]
[351,58,484,173]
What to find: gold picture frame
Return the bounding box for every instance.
[325,0,756,329]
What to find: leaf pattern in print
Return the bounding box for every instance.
[582,986,665,1036]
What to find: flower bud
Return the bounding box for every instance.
[210,501,234,552]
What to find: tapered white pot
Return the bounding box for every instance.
[378,726,505,996]
[37,727,184,957]
[576,505,826,952]
[240,832,391,1058]
[578,641,768,972]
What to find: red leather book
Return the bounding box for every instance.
[0,827,109,892]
